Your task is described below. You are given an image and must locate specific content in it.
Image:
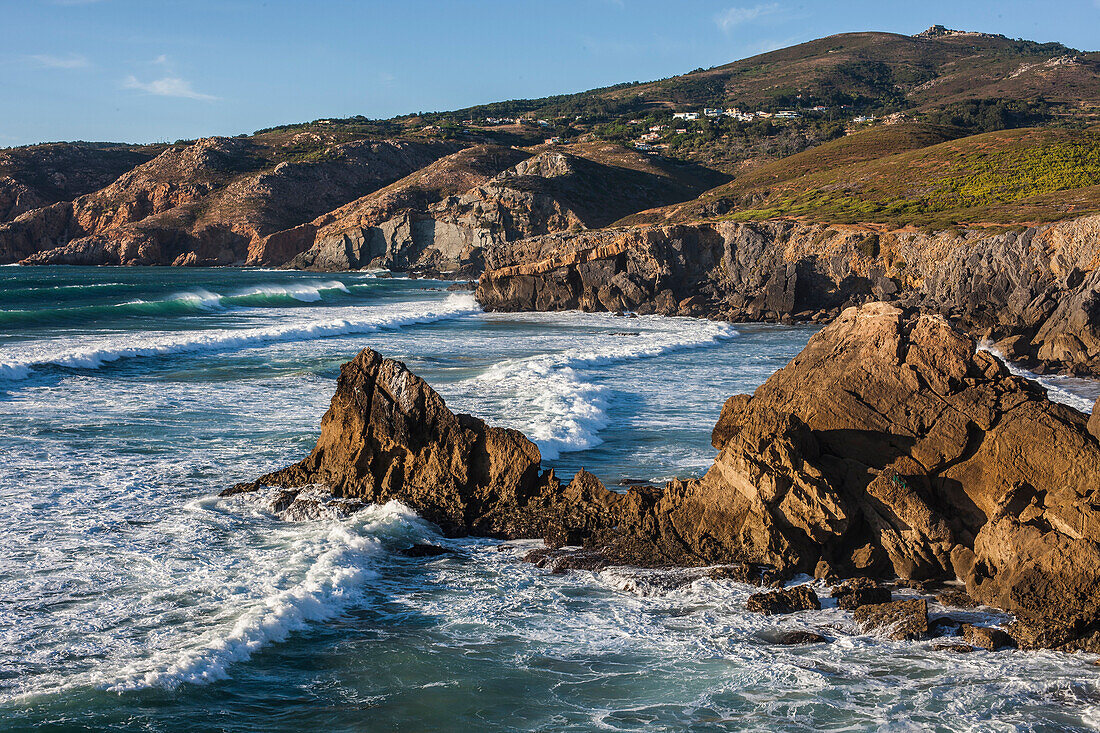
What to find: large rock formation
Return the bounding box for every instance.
[706,303,1100,649]
[231,303,1100,651]
[476,215,1100,376]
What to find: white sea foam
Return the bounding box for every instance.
[464,314,738,459]
[979,343,1098,414]
[104,501,426,692]
[0,293,478,380]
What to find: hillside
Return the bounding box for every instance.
[2,136,462,266]
[627,123,1100,228]
[417,29,1099,124]
[0,142,163,223]
[267,140,728,273]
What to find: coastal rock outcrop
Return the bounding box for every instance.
[232,302,1100,651]
[476,215,1100,376]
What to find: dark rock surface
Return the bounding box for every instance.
[853,599,929,641]
[774,631,829,645]
[832,579,892,610]
[746,585,821,615]
[400,544,455,558]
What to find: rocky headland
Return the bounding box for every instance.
[227,302,1100,653]
[476,215,1100,377]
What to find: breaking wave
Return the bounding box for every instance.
[0,293,479,380]
[0,281,356,327]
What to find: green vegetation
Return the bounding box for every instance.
[923,99,1051,134]
[703,127,1100,228]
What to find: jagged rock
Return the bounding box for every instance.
[1089,397,1100,440]
[704,303,1100,650]
[961,624,1015,650]
[746,585,821,615]
[854,599,929,641]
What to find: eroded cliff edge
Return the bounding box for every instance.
[476,216,1100,377]
[228,302,1100,652]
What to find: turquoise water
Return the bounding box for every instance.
[1,266,1098,732]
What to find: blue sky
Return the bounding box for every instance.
[2,0,1098,147]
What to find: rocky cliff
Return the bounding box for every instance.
[271,142,729,275]
[476,215,1100,376]
[0,136,460,266]
[1,136,727,273]
[229,304,1100,651]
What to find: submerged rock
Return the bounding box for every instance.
[774,630,829,645]
[854,599,929,641]
[929,616,964,638]
[931,642,974,653]
[400,544,455,558]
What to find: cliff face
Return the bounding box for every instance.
[0,137,460,266]
[230,306,1100,650]
[272,144,729,275]
[477,215,1100,376]
[270,147,582,275]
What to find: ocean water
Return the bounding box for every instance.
[0,266,1097,732]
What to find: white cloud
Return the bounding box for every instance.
[28,53,89,69]
[715,3,781,32]
[123,75,217,101]
[153,54,170,66]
